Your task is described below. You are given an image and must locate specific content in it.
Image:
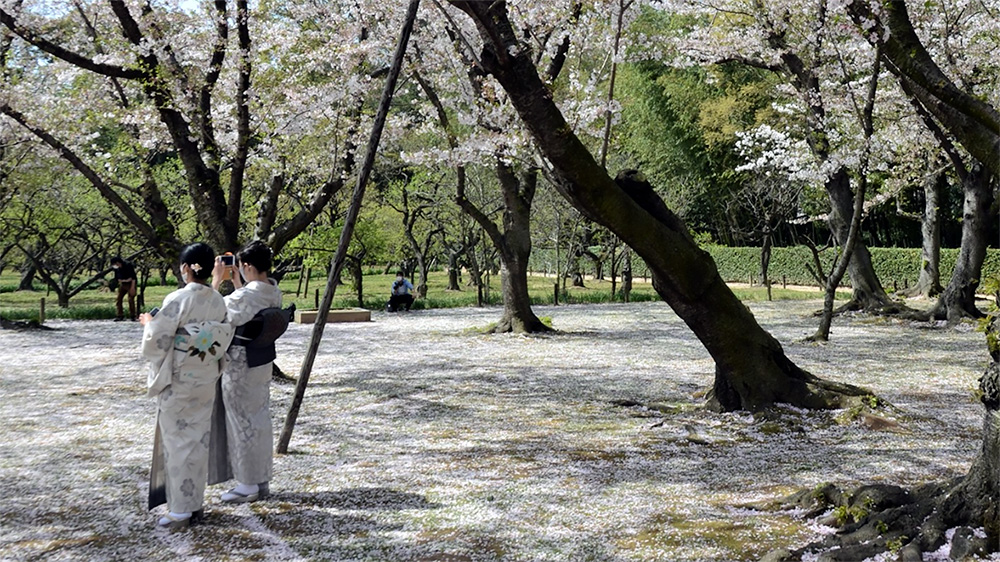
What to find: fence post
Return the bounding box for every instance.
[782,275,787,289]
[553,283,559,306]
[39,298,45,324]
[314,289,319,310]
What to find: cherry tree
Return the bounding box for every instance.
[651,0,912,313]
[0,0,398,265]
[846,0,999,321]
[444,0,870,411]
[403,0,591,333]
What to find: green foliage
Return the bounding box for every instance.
[616,59,783,243]
[1,267,835,321]
[832,504,869,526]
[705,246,1000,289]
[2,304,116,322]
[886,535,908,553]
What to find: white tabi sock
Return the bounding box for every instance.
[234,483,258,495]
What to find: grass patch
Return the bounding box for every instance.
[0,269,846,321]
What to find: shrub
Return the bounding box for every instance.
[704,246,1000,289]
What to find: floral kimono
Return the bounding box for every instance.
[142,283,234,513]
[209,279,282,491]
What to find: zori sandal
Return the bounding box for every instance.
[220,488,259,504]
[156,512,192,531]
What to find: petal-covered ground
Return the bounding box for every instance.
[0,300,994,561]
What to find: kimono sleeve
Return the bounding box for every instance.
[141,294,183,397]
[224,287,258,327]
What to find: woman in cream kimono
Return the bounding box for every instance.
[211,240,282,503]
[141,243,234,531]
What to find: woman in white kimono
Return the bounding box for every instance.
[140,242,234,530]
[211,240,282,503]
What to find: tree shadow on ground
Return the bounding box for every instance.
[269,487,441,511]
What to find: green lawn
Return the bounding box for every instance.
[0,269,842,321]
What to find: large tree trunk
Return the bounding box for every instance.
[457,162,550,333]
[825,167,892,310]
[912,168,944,297]
[494,260,549,333]
[449,0,869,411]
[490,165,550,334]
[928,164,994,322]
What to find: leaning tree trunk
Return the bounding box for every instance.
[928,164,994,322]
[448,0,870,411]
[825,167,893,310]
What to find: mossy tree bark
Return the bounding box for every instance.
[927,163,994,322]
[447,0,869,411]
[766,319,1000,560]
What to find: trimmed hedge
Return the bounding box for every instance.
[704,246,1000,289]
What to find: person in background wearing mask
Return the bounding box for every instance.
[386,271,414,312]
[211,241,282,503]
[140,242,234,531]
[110,256,138,321]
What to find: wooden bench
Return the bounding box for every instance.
[294,308,371,324]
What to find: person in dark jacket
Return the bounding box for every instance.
[387,271,414,312]
[111,256,137,321]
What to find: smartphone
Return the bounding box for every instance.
[221,255,235,266]
[149,307,160,317]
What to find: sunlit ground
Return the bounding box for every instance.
[0,300,989,561]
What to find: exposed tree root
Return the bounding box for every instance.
[830,291,986,325]
[760,478,997,561]
[899,297,986,324]
[763,354,1000,561]
[489,315,554,334]
[829,298,914,317]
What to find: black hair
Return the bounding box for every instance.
[110,256,123,266]
[237,240,273,273]
[178,242,215,280]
